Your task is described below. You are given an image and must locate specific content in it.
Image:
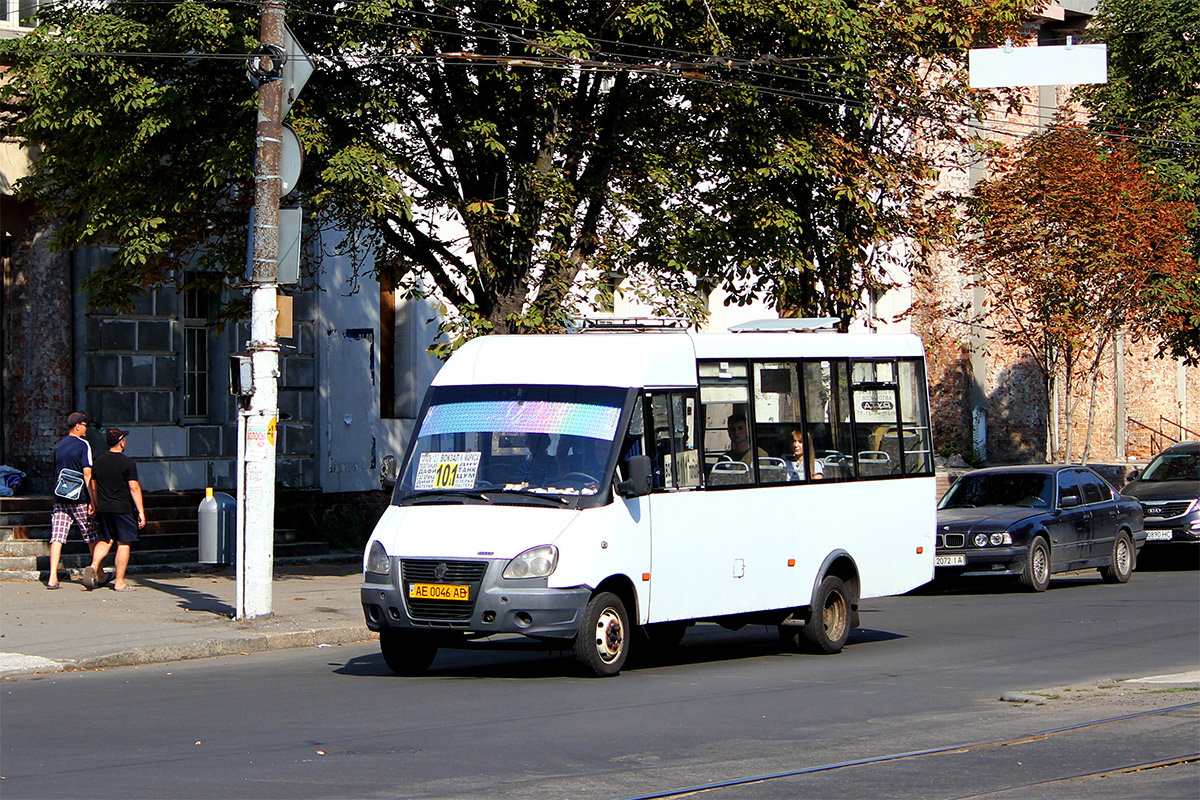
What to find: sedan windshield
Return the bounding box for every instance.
[395,384,626,502]
[1140,451,1199,482]
[940,472,1053,509]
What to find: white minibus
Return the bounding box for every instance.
[361,320,936,676]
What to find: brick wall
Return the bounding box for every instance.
[1,216,75,491]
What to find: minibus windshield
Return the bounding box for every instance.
[394,385,627,502]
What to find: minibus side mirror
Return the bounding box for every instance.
[616,455,652,498]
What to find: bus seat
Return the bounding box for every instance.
[709,460,751,486]
[858,450,890,477]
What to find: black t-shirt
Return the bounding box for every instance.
[92,451,139,515]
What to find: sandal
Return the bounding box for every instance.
[81,566,96,590]
[95,570,112,588]
[112,584,137,592]
[46,582,60,590]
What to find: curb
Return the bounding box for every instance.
[1,624,377,679]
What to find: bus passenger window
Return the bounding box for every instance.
[802,360,856,481]
[650,392,700,490]
[898,360,933,476]
[753,362,802,485]
[700,362,756,487]
[852,361,902,477]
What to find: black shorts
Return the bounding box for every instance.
[95,512,139,544]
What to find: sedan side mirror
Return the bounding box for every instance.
[616,455,652,498]
[1059,495,1081,509]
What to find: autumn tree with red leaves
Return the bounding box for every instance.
[957,122,1197,462]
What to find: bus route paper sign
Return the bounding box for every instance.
[415,452,482,490]
[246,416,276,461]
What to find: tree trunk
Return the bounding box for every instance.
[1080,336,1111,466]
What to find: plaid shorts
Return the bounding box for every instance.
[50,502,98,544]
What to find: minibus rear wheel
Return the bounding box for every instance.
[380,629,438,676]
[574,591,629,677]
[801,575,850,654]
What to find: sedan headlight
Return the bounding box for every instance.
[365,540,390,575]
[990,532,1012,546]
[503,545,558,579]
[974,533,989,547]
[974,532,1013,547]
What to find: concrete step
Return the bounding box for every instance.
[0,529,301,556]
[1,518,207,541]
[0,541,336,575]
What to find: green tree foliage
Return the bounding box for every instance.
[3,0,1027,344]
[1075,0,1200,360]
[0,2,260,310]
[956,123,1197,460]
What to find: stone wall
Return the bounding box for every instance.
[1,216,74,491]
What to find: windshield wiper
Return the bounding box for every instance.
[491,489,571,507]
[403,490,492,505]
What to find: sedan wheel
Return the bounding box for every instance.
[1018,536,1051,592]
[1101,531,1134,584]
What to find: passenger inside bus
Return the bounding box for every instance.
[785,428,824,482]
[725,411,767,465]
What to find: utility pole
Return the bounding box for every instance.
[237,0,287,620]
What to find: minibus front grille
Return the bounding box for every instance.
[401,559,488,621]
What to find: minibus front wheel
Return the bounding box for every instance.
[574,591,630,677]
[380,629,438,676]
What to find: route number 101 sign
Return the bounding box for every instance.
[414,451,482,490]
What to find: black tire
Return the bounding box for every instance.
[801,575,851,654]
[1100,531,1135,584]
[379,629,438,676]
[1018,536,1051,592]
[573,591,630,677]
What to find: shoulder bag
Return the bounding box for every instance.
[53,468,86,502]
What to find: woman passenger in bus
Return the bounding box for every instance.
[785,428,824,482]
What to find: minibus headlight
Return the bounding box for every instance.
[504,545,558,579]
[366,541,390,575]
[990,532,1012,546]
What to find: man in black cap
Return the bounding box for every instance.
[47,412,99,588]
[83,428,145,591]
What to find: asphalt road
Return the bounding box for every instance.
[3,557,1197,800]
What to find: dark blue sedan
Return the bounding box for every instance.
[935,465,1145,591]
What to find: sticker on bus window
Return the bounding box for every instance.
[414,452,482,490]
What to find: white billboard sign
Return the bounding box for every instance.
[969,43,1107,88]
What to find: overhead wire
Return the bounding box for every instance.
[4,0,1197,157]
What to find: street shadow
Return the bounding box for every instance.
[132,576,235,617]
[273,558,362,579]
[1134,545,1200,572]
[911,574,1102,596]
[332,623,906,680]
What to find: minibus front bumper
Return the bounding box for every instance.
[361,559,590,640]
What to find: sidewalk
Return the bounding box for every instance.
[0,562,374,678]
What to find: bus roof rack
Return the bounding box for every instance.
[576,317,691,333]
[728,318,841,333]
